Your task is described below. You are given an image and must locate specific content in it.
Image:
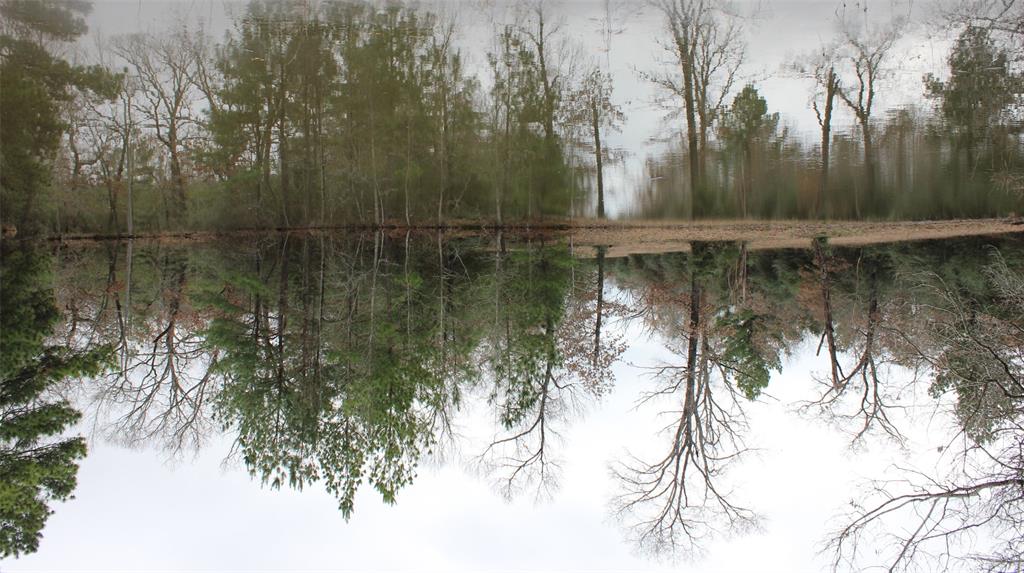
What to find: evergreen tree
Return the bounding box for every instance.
[925,26,1021,157]
[0,0,117,233]
[0,247,111,557]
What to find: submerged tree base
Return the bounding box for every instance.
[11,217,1024,255]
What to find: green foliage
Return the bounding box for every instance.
[205,1,488,226]
[203,238,479,518]
[22,232,1024,532]
[0,0,118,232]
[0,247,111,557]
[721,84,778,149]
[718,309,781,400]
[925,27,1021,144]
[484,24,571,220]
[489,247,573,427]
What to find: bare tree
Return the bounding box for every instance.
[478,247,624,500]
[941,0,1024,42]
[94,252,217,453]
[835,14,905,212]
[478,311,618,500]
[113,25,204,224]
[792,43,842,216]
[646,0,745,205]
[826,251,1024,572]
[520,0,562,146]
[799,240,909,445]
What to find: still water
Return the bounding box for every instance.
[2,233,1023,571]
[17,0,1020,238]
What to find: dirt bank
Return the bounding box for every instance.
[20,218,1023,256]
[564,218,1024,257]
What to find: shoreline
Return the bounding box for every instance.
[6,218,1023,256]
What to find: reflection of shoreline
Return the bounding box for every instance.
[24,219,1024,253]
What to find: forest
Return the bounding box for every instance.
[4,0,1024,570]
[2,0,1023,236]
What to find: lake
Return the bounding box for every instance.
[4,0,1023,238]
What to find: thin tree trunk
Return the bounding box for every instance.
[592,99,605,218]
[680,40,700,217]
[278,60,291,228]
[593,246,606,366]
[819,70,836,218]
[404,116,412,226]
[168,129,187,220]
[685,269,702,395]
[814,239,842,388]
[861,118,874,216]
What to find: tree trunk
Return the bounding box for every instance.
[861,117,874,215]
[680,39,700,217]
[819,70,836,218]
[168,131,187,221]
[742,140,752,218]
[302,80,313,226]
[106,183,120,234]
[438,69,449,226]
[261,91,273,221]
[685,269,702,395]
[593,247,606,366]
[278,61,291,228]
[592,99,605,218]
[536,17,555,145]
[814,239,842,388]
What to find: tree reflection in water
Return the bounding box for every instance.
[10,232,1024,569]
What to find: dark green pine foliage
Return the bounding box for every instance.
[925,26,1022,155]
[0,0,118,233]
[720,85,779,217]
[0,247,111,557]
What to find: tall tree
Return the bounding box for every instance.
[570,67,624,218]
[113,27,205,225]
[0,247,110,557]
[647,0,745,214]
[0,0,116,234]
[720,84,777,217]
[792,43,842,216]
[925,26,1021,167]
[836,15,904,213]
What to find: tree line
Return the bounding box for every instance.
[1,0,1022,235]
[644,0,1024,219]
[636,102,1024,219]
[2,0,623,236]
